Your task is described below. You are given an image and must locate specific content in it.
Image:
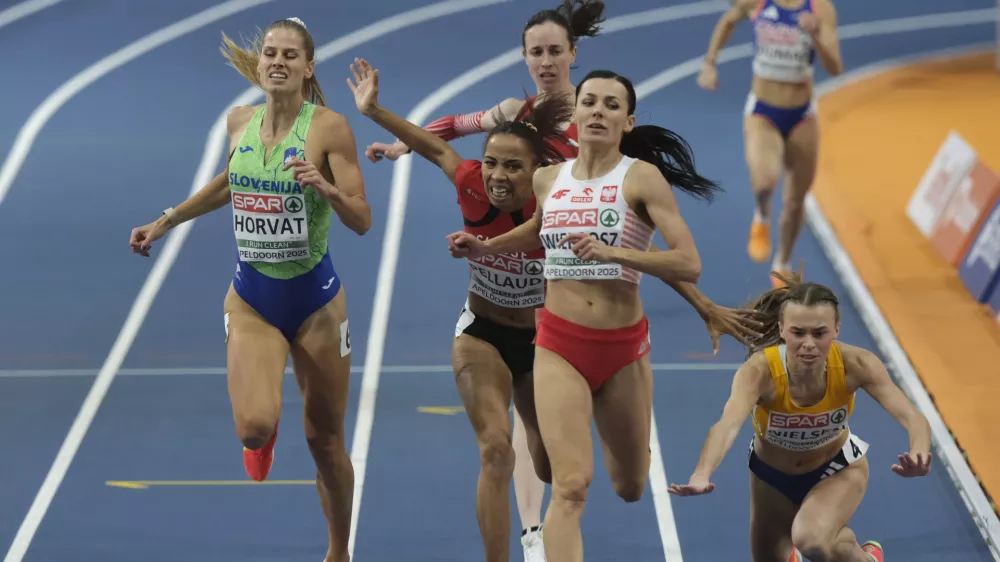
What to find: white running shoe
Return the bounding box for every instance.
[522,527,546,562]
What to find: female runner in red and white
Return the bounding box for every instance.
[446,69,738,561]
[366,3,604,556]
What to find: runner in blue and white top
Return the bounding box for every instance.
[696,0,844,288]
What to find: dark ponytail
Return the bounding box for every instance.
[523,0,606,49]
[576,69,722,202]
[485,93,574,166]
[743,266,841,359]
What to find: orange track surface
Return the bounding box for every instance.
[813,51,1000,513]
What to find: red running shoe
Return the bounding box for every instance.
[243,421,278,481]
[862,540,884,562]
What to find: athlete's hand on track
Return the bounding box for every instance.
[364,140,409,163]
[668,475,715,496]
[129,219,170,257]
[446,231,488,259]
[702,304,764,354]
[285,157,339,201]
[558,232,614,262]
[347,57,379,117]
[891,451,932,478]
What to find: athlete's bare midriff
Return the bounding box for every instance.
[542,278,644,330]
[753,428,849,474]
[467,292,537,330]
[752,74,814,108]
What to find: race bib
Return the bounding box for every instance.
[231,191,310,263]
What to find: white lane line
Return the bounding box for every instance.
[0,0,280,209]
[0,362,744,378]
[809,46,1000,562]
[0,2,516,561]
[0,0,67,30]
[355,2,733,560]
[631,9,998,559]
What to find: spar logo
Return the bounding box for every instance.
[475,253,524,274]
[543,208,597,229]
[234,192,281,213]
[769,406,848,429]
[233,192,303,214]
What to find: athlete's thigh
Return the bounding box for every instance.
[453,334,514,441]
[533,347,594,484]
[782,117,819,198]
[592,355,653,486]
[792,458,869,545]
[749,471,799,562]
[512,370,551,481]
[744,116,786,187]
[289,287,352,437]
[224,284,289,432]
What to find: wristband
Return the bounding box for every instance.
[162,207,179,227]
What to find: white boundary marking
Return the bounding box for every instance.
[358,3,735,559]
[0,2,515,561]
[631,11,999,558]
[809,48,1000,561]
[0,0,280,209]
[0,362,743,379]
[0,0,67,30]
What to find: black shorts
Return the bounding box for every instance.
[454,302,536,377]
[747,432,870,505]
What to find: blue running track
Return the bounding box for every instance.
[0,0,996,560]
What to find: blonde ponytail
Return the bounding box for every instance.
[304,75,326,107]
[219,18,326,107]
[220,30,264,88]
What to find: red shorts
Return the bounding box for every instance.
[534,308,651,392]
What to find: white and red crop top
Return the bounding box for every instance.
[538,156,655,284]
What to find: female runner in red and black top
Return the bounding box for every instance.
[349,58,572,562]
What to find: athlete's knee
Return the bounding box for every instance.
[781,195,806,220]
[304,403,347,447]
[749,164,781,193]
[479,429,515,477]
[551,472,591,510]
[237,419,277,450]
[304,424,351,475]
[611,473,646,503]
[306,433,350,467]
[790,524,835,562]
[781,187,808,212]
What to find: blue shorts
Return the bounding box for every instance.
[747,433,869,504]
[232,252,342,342]
[744,92,817,139]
